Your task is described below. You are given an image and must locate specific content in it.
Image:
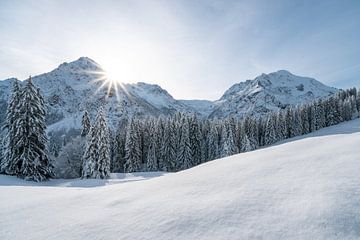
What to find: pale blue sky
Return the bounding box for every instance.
[0,0,359,100]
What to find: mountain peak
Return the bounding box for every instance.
[57,56,102,72]
[211,70,338,118]
[273,69,292,75]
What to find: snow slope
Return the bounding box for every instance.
[1,119,360,240]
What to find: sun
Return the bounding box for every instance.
[85,65,128,102]
[102,66,122,85]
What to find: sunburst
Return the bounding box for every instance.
[83,68,129,103]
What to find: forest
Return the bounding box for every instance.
[1,77,359,181]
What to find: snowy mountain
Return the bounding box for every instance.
[1,118,359,240]
[0,57,338,131]
[209,70,338,118]
[0,57,191,130]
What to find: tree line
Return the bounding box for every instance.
[0,77,359,181]
[105,87,359,175]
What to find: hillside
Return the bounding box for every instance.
[1,118,359,240]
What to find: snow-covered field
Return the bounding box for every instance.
[1,119,360,240]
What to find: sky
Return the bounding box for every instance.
[0,0,359,100]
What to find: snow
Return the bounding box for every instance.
[0,58,339,131]
[210,70,338,118]
[1,119,360,239]
[0,57,194,131]
[0,172,167,188]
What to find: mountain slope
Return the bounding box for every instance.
[210,70,338,118]
[0,58,338,130]
[0,57,191,129]
[1,118,359,240]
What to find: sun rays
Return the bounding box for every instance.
[82,68,129,103]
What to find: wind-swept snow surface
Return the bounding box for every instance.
[1,119,360,240]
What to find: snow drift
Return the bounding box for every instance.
[1,119,360,240]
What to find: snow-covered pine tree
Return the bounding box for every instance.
[264,114,277,145]
[300,105,310,134]
[308,104,316,133]
[240,134,252,152]
[146,128,158,171]
[81,110,91,137]
[200,120,210,162]
[189,114,202,165]
[112,119,127,172]
[82,108,111,179]
[314,99,326,130]
[155,117,165,169]
[257,117,266,147]
[292,108,302,137]
[341,99,352,121]
[160,120,176,171]
[169,117,178,170]
[176,116,193,170]
[82,125,97,178]
[124,119,142,172]
[276,111,287,140]
[141,117,152,166]
[285,107,294,138]
[243,116,258,150]
[207,123,219,160]
[350,96,359,119]
[234,120,242,150]
[220,121,237,158]
[228,117,239,152]
[1,80,21,174]
[14,77,53,181]
[95,109,111,179]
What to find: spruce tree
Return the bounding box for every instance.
[82,125,97,178]
[169,118,178,170]
[189,114,202,165]
[1,80,21,174]
[300,106,310,134]
[95,109,111,178]
[243,116,258,149]
[82,108,111,179]
[264,115,277,145]
[240,134,252,152]
[146,129,158,171]
[81,110,91,137]
[176,117,192,170]
[14,77,53,181]
[200,120,211,162]
[112,121,126,172]
[207,123,219,160]
[285,108,294,138]
[278,111,287,140]
[124,119,142,172]
[160,120,170,171]
[314,99,326,130]
[220,123,237,158]
[292,109,302,137]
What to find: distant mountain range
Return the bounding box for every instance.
[0,57,338,131]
